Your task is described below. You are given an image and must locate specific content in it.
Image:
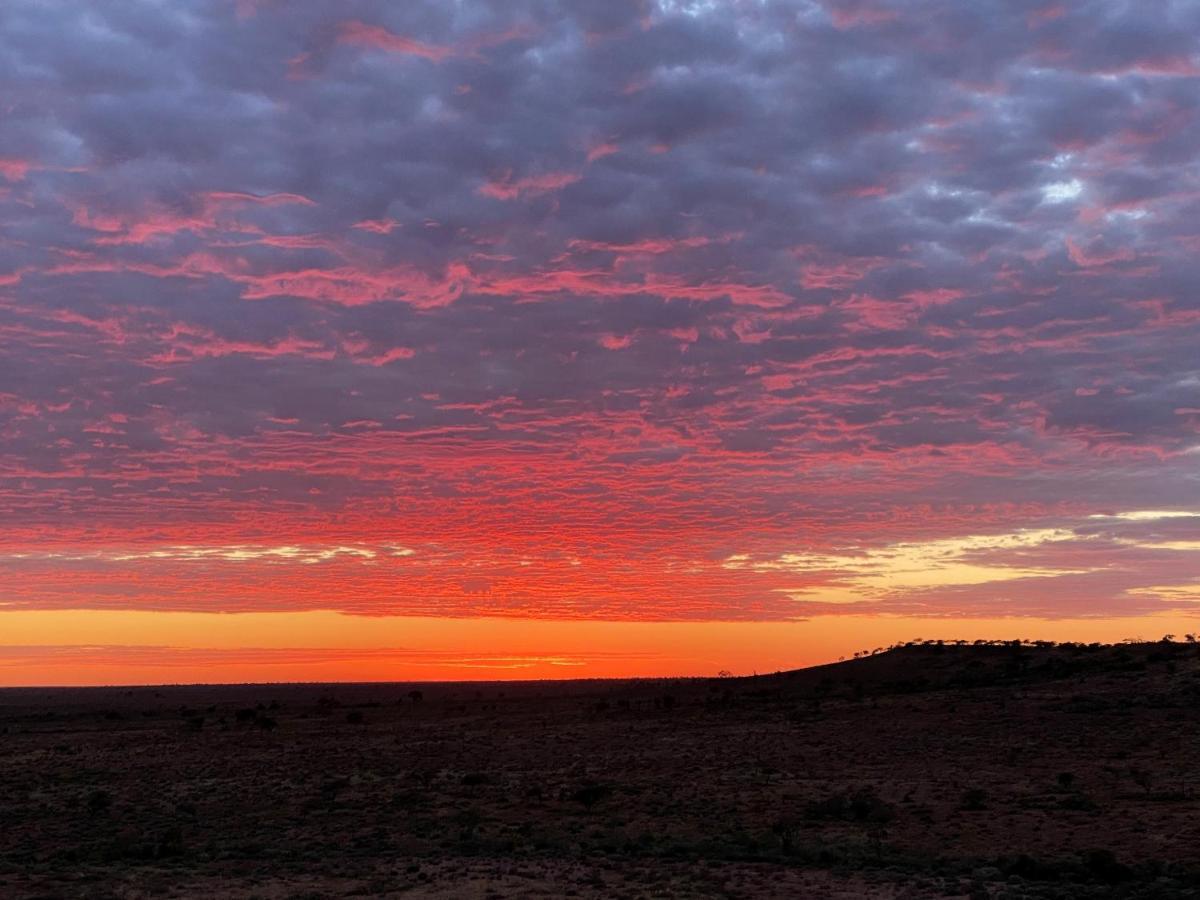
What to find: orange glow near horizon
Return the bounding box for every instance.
[4,610,1199,687]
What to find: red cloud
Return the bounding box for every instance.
[478,171,582,200]
[0,158,32,181]
[335,20,453,62]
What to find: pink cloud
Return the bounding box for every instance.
[0,158,32,181]
[478,171,582,200]
[335,20,453,62]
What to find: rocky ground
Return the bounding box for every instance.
[3,639,1200,898]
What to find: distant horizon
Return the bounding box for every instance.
[6,631,1193,691]
[5,608,1199,688]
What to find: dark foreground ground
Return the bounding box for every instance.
[4,640,1200,899]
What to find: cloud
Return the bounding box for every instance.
[334,20,454,62]
[0,0,1198,621]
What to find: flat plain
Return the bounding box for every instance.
[3,640,1200,898]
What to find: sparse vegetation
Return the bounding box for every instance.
[5,641,1200,897]
[804,787,896,824]
[570,782,613,810]
[960,787,989,811]
[85,788,111,816]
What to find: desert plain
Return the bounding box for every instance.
[3,640,1200,898]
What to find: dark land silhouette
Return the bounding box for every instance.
[4,638,1200,898]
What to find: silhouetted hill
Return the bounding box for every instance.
[754,637,1200,697]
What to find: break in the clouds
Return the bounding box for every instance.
[0,0,1198,620]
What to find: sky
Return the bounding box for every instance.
[1,0,1199,685]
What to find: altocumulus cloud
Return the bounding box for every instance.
[0,0,1198,620]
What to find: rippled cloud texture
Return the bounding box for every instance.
[1,0,1199,622]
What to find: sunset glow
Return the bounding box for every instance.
[2,1,1199,684]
